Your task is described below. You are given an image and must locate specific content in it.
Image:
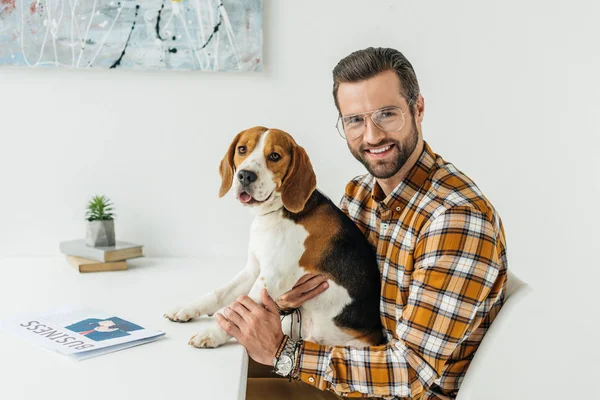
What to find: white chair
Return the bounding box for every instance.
[456,270,532,400]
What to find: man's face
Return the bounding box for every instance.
[337,70,418,179]
[95,320,117,332]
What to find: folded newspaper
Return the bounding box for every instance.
[0,306,165,360]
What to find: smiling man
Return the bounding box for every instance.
[218,47,508,400]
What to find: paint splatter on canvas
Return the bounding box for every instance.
[0,0,262,70]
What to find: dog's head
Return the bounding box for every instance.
[218,126,316,214]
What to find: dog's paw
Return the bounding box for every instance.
[163,305,201,322]
[188,325,229,348]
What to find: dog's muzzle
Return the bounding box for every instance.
[237,170,257,187]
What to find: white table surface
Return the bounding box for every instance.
[0,255,250,400]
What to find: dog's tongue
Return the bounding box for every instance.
[239,192,252,203]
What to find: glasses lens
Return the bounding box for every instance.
[340,115,365,140]
[336,117,347,139]
[372,107,405,132]
[337,106,407,140]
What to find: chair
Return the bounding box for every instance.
[456,270,532,400]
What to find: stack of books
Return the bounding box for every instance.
[59,239,144,273]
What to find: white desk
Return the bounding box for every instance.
[0,256,249,400]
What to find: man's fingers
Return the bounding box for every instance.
[223,306,245,327]
[298,280,329,303]
[230,300,254,322]
[275,275,331,310]
[215,313,241,337]
[278,279,330,309]
[237,296,263,314]
[293,273,318,289]
[275,297,293,310]
[296,274,329,294]
[261,289,279,315]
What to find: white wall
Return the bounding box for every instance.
[1,1,598,398]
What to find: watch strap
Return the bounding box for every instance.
[273,336,297,377]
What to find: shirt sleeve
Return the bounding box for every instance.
[293,206,504,399]
[339,193,349,215]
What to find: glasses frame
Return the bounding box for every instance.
[336,99,413,141]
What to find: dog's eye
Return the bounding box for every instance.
[237,146,247,155]
[268,152,281,162]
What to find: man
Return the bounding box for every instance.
[215,47,508,399]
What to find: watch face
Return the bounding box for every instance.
[277,355,293,375]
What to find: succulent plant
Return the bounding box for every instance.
[85,195,115,221]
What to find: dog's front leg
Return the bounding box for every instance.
[188,269,299,349]
[186,254,268,349]
[164,252,260,323]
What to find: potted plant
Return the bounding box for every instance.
[85,195,116,247]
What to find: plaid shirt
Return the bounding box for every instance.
[293,141,508,399]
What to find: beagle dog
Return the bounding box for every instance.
[164,126,383,348]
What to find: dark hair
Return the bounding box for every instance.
[332,47,420,116]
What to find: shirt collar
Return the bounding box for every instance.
[371,141,437,213]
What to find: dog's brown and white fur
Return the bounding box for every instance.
[164,126,382,349]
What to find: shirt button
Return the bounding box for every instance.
[309,376,315,383]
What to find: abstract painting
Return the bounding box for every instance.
[0,0,262,71]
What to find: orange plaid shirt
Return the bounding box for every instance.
[293,141,508,399]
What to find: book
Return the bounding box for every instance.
[59,239,144,262]
[0,306,165,360]
[66,255,128,273]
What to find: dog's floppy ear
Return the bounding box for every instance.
[218,132,243,197]
[281,144,317,213]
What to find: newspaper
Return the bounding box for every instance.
[0,306,165,360]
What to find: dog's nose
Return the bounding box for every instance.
[237,170,257,185]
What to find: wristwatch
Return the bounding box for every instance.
[273,336,297,377]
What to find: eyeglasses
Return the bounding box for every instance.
[336,101,413,141]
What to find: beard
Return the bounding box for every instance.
[348,118,419,179]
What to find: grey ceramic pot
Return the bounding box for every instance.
[86,220,116,247]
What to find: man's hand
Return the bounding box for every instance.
[215,289,284,365]
[276,273,330,312]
